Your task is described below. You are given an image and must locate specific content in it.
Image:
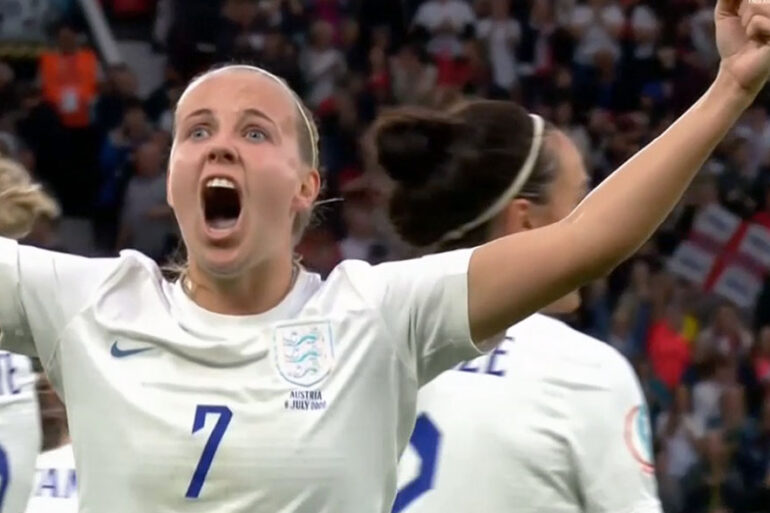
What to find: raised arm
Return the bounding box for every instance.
[468,0,770,341]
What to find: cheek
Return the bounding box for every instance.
[247,165,300,215]
[167,152,199,210]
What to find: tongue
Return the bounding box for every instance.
[208,217,238,230]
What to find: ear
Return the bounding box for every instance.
[294,168,321,212]
[498,198,535,234]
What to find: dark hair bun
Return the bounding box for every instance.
[372,109,463,187]
[366,100,550,251]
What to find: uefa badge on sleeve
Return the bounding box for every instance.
[624,404,655,474]
[273,321,335,387]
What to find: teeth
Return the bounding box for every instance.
[206,177,236,189]
[209,218,238,230]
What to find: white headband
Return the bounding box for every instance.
[437,113,545,244]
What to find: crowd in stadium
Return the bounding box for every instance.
[1,0,770,512]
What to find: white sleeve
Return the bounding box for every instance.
[0,237,118,365]
[572,355,663,513]
[363,249,484,386]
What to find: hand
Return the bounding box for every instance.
[716,0,770,95]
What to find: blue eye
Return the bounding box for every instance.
[244,128,268,142]
[189,127,210,140]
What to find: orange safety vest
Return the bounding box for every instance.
[39,49,98,128]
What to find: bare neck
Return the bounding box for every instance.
[186,257,296,316]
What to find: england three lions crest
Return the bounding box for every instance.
[273,321,335,387]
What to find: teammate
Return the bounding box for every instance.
[379,100,661,513]
[25,374,77,513]
[0,156,59,513]
[0,1,768,510]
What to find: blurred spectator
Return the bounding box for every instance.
[0,62,17,115]
[117,140,176,261]
[15,85,66,194]
[144,64,184,127]
[215,0,263,62]
[656,443,685,513]
[718,134,758,217]
[648,303,692,390]
[737,400,770,509]
[339,18,366,73]
[256,29,305,96]
[412,0,476,58]
[96,99,154,253]
[95,64,141,134]
[739,106,770,179]
[390,42,438,106]
[682,430,747,513]
[657,385,703,482]
[568,0,623,69]
[553,100,590,160]
[693,357,739,430]
[476,0,520,95]
[718,386,752,450]
[754,327,770,386]
[629,1,659,62]
[690,0,719,69]
[38,22,98,130]
[301,21,346,108]
[0,0,62,43]
[338,182,388,263]
[697,304,754,360]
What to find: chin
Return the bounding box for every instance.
[196,246,251,279]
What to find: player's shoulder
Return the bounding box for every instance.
[85,249,171,319]
[508,314,636,384]
[97,249,165,290]
[324,250,474,306]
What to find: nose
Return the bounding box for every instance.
[207,145,238,165]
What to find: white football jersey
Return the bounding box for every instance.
[395,314,662,513]
[25,443,78,513]
[0,350,41,513]
[0,236,482,512]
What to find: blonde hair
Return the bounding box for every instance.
[0,157,60,239]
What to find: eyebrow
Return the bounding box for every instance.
[182,108,278,129]
[184,108,213,120]
[241,108,278,130]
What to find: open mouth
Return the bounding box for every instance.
[202,177,242,231]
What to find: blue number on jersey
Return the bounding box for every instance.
[392,413,441,512]
[185,405,232,499]
[0,353,19,396]
[0,443,9,510]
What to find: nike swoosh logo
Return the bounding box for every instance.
[110,341,153,358]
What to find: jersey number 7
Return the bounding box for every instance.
[185,405,233,499]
